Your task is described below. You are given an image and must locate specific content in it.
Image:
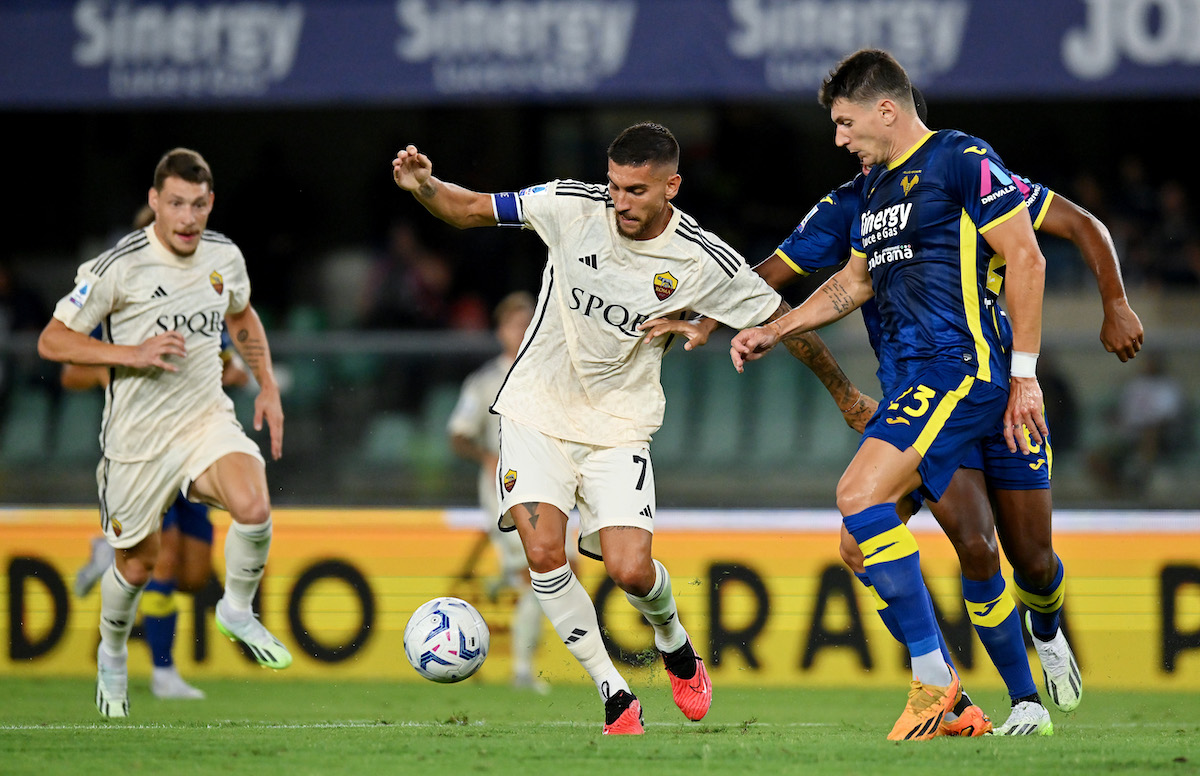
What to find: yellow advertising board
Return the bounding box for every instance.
[4,507,1199,690]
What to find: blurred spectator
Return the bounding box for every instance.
[0,261,52,412]
[1089,351,1189,495]
[361,218,488,330]
[1147,181,1200,287]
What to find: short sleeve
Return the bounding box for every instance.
[52,259,121,335]
[686,233,782,330]
[491,180,561,246]
[775,178,861,276]
[949,138,1028,234]
[225,245,252,315]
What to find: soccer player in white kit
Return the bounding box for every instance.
[393,123,786,734]
[38,148,291,718]
[447,290,551,693]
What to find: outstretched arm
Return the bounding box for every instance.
[226,304,283,460]
[392,145,498,229]
[730,253,873,373]
[1037,193,1143,361]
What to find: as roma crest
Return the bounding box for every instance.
[503,469,517,493]
[653,272,678,301]
[210,270,224,295]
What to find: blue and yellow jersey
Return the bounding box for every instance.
[851,129,1030,390]
[773,175,865,277]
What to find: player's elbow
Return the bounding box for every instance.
[37,323,66,363]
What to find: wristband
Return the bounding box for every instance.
[1011,351,1038,378]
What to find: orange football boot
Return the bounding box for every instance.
[887,664,961,741]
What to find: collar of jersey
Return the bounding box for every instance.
[627,202,683,249]
[886,130,936,171]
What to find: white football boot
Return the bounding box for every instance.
[96,645,129,718]
[215,598,293,670]
[151,666,206,700]
[991,701,1054,736]
[1025,611,1082,712]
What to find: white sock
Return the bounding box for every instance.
[99,564,143,657]
[530,563,628,701]
[911,649,953,687]
[223,517,272,614]
[624,559,687,653]
[511,587,542,679]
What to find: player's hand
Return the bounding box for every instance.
[392,145,433,192]
[730,324,781,373]
[638,317,717,350]
[841,392,878,433]
[131,331,187,372]
[1003,375,1048,454]
[254,380,284,460]
[1100,298,1144,362]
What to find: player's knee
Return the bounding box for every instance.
[954,531,1000,580]
[835,484,871,517]
[227,493,271,526]
[117,556,155,587]
[1015,550,1057,589]
[523,542,568,574]
[607,558,655,597]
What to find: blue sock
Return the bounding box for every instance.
[846,504,940,661]
[855,570,956,670]
[141,579,177,669]
[963,573,1037,702]
[1013,555,1065,641]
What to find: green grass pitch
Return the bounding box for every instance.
[3,677,1198,775]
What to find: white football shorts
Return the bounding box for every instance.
[496,416,656,560]
[97,407,264,549]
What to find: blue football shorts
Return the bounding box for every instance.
[161,494,214,543]
[863,362,1009,502]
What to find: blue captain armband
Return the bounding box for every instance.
[491,191,524,227]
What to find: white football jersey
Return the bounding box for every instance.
[52,225,251,463]
[447,353,510,508]
[489,180,781,446]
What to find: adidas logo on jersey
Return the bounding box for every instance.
[152,286,169,298]
[640,505,653,519]
[578,254,598,269]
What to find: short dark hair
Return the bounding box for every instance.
[607,122,679,169]
[819,49,914,113]
[153,147,214,191]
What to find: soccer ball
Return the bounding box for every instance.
[403,597,490,683]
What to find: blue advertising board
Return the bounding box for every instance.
[2,0,1197,108]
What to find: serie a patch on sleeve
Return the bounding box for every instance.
[68,281,91,309]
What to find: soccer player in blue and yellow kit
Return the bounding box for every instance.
[731,49,1051,741]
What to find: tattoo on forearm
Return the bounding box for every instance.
[417,180,437,199]
[822,279,856,315]
[522,501,540,530]
[234,328,267,376]
[781,330,859,407]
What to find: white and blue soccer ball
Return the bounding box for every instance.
[403,597,490,683]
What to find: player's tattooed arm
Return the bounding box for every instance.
[782,331,877,433]
[226,303,284,459]
[821,277,858,316]
[771,299,876,433]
